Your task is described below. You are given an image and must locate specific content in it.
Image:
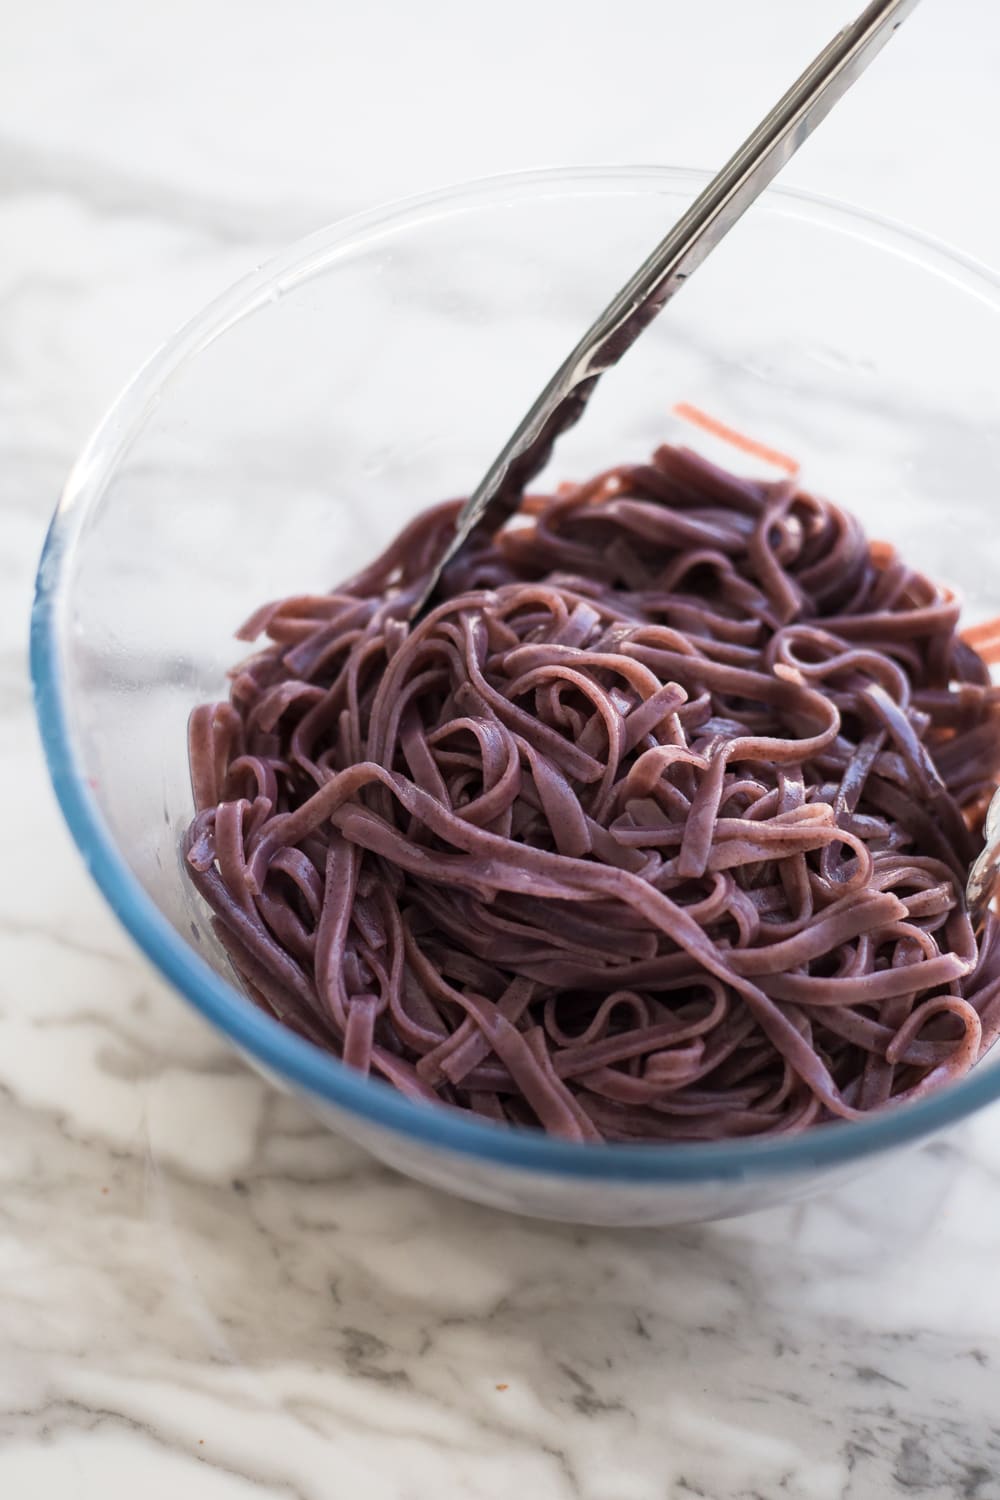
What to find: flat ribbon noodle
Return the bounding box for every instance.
[184,442,1000,1141]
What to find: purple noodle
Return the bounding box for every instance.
[183,443,1000,1141]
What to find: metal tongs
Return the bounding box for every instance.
[413,0,922,618]
[412,0,1000,928]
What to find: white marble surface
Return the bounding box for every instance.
[4,2,1000,1495]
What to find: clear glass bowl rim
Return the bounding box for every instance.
[31,164,1000,1185]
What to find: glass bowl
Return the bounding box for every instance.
[32,167,1000,1226]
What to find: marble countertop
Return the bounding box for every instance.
[4,2,1000,1495]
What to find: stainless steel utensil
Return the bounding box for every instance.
[411,0,921,622]
[967,788,1000,930]
[411,0,999,933]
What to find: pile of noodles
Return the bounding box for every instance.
[184,444,1000,1141]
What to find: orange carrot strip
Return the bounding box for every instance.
[961,618,1000,650]
[672,402,800,476]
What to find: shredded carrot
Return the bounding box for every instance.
[961,618,1000,648]
[671,402,800,476]
[962,618,1000,664]
[869,540,895,568]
